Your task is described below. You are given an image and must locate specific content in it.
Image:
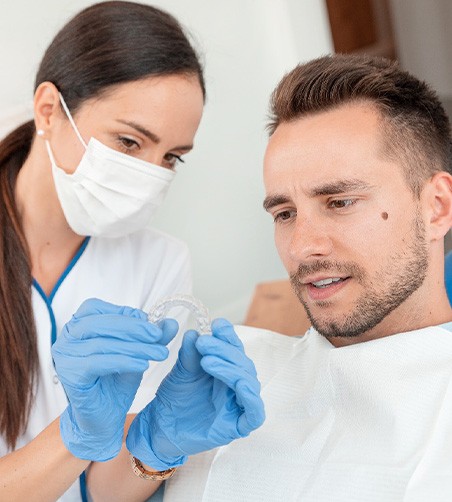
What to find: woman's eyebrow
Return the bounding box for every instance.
[115,119,194,151]
[116,119,161,143]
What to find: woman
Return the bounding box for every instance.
[0,1,205,500]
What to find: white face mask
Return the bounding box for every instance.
[45,93,175,238]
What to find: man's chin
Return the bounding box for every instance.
[302,302,344,335]
[308,311,368,339]
[310,320,351,339]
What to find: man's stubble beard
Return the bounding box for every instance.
[290,211,429,339]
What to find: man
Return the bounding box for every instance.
[163,54,452,501]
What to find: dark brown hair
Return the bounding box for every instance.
[0,0,205,449]
[268,54,452,196]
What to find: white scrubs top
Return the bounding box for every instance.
[0,228,192,502]
[165,323,452,502]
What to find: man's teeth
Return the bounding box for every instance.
[311,278,343,288]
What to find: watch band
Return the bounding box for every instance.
[129,454,177,481]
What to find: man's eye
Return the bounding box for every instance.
[273,210,296,223]
[328,199,355,209]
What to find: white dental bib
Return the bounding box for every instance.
[164,324,452,502]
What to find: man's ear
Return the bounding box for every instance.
[33,82,62,138]
[424,171,452,241]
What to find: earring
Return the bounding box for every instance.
[37,129,44,137]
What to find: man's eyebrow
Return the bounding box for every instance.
[308,179,373,197]
[263,194,291,212]
[116,119,193,151]
[263,179,374,211]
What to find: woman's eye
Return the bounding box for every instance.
[273,210,296,223]
[163,153,185,169]
[117,136,139,152]
[328,199,356,209]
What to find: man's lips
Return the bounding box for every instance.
[291,261,364,302]
[300,276,352,301]
[301,275,350,286]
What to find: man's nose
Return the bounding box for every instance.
[287,216,333,262]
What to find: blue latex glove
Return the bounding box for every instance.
[445,250,452,304]
[126,318,265,470]
[51,298,178,461]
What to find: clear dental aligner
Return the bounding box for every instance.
[148,294,212,335]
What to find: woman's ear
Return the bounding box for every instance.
[425,171,452,241]
[33,82,62,138]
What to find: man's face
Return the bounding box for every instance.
[263,103,429,344]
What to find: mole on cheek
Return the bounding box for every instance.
[381,212,389,220]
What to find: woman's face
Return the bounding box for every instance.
[47,74,204,173]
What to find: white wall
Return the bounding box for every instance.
[0,0,333,321]
[389,0,452,98]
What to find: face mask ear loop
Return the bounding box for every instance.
[58,92,88,149]
[44,140,58,167]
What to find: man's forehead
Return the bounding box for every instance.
[261,103,414,208]
[264,103,389,182]
[267,102,381,148]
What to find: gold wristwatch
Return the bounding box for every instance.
[129,454,177,481]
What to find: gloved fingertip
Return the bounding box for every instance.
[155,345,170,361]
[159,317,178,331]
[177,330,202,373]
[198,354,220,374]
[237,407,265,436]
[182,329,200,347]
[248,401,266,428]
[236,378,260,397]
[211,318,233,330]
[210,319,243,348]
[236,380,266,431]
[122,306,148,321]
[73,298,121,319]
[180,330,200,355]
[195,336,224,358]
[158,318,179,345]
[184,329,199,340]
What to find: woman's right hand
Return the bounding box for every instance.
[51,298,178,462]
[126,318,265,471]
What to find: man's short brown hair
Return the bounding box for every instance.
[268,54,452,196]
